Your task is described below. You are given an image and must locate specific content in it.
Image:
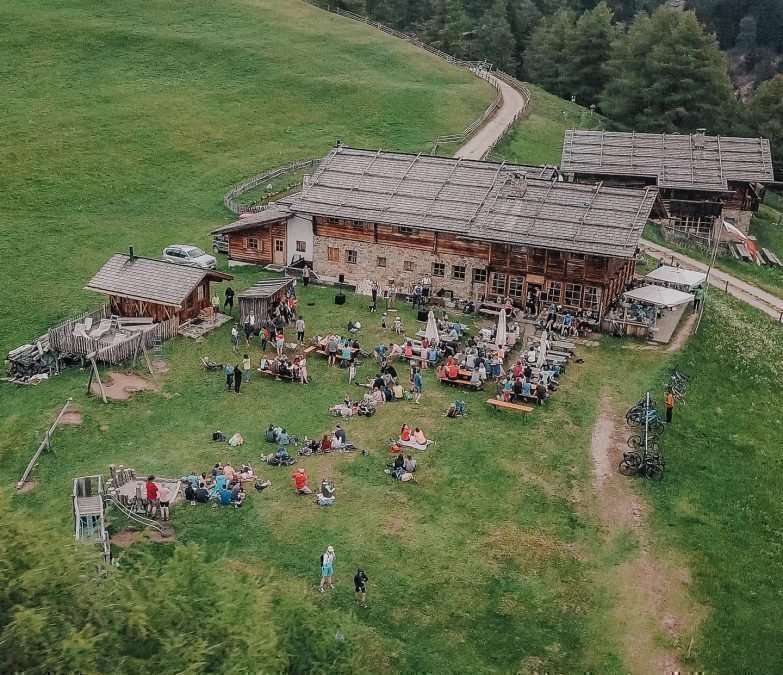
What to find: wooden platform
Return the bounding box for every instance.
[75,495,104,516]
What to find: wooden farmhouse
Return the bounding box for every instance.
[560,130,775,247]
[217,146,665,318]
[85,252,232,322]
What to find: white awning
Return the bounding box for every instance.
[623,285,694,308]
[644,266,707,290]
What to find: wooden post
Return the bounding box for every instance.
[131,332,142,367]
[16,398,72,489]
[141,341,154,375]
[90,358,108,404]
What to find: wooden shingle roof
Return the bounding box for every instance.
[85,255,232,308]
[289,146,656,258]
[561,130,774,191]
[237,277,294,299]
[211,205,291,235]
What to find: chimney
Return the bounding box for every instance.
[129,246,136,261]
[693,129,706,150]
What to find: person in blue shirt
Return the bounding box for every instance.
[218,487,232,506]
[225,363,234,390]
[412,368,423,404]
[427,346,438,367]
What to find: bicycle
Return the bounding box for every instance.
[627,435,660,454]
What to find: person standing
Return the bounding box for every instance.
[233,364,242,394]
[231,324,239,353]
[664,389,675,424]
[242,354,251,382]
[158,484,170,522]
[225,363,234,390]
[348,358,357,384]
[224,287,235,314]
[370,281,378,313]
[299,355,309,384]
[145,475,159,517]
[296,316,306,343]
[275,330,286,357]
[319,545,335,593]
[261,326,270,352]
[211,292,220,316]
[412,367,423,404]
[693,285,705,312]
[302,265,310,287]
[354,568,368,608]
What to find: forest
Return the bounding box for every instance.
[331,0,783,173]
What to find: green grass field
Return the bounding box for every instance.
[4,1,783,670]
[489,83,613,165]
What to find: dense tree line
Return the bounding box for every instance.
[327,0,782,174]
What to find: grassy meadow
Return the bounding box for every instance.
[3,0,783,671]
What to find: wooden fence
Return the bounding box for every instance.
[47,306,110,355]
[223,158,322,215]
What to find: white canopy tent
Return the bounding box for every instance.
[495,310,507,349]
[644,266,707,291]
[623,285,694,308]
[424,310,440,346]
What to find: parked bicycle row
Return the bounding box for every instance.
[620,390,668,481]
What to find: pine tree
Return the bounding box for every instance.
[508,0,543,77]
[749,74,783,177]
[474,0,518,72]
[562,2,620,106]
[523,9,578,97]
[601,7,736,132]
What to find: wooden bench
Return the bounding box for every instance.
[439,376,482,390]
[486,398,534,419]
[257,368,296,381]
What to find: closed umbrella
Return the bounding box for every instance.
[536,330,548,369]
[425,310,440,346]
[495,308,507,349]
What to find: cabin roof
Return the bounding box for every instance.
[560,130,774,191]
[85,254,232,308]
[237,277,295,300]
[288,146,656,258]
[211,205,291,235]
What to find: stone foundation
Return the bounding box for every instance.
[312,235,489,300]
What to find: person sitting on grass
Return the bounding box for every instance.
[539,367,559,391]
[392,382,404,400]
[315,478,336,506]
[184,482,196,503]
[384,385,394,402]
[381,362,398,383]
[277,428,290,446]
[389,342,403,358]
[292,467,312,494]
[403,454,417,473]
[534,381,547,405]
[371,387,385,406]
[400,424,412,442]
[211,473,228,497]
[412,427,427,445]
[218,485,232,506]
[469,367,482,388]
[195,482,210,503]
[230,482,246,507]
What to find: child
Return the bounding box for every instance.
[354,568,368,608]
[393,316,402,334]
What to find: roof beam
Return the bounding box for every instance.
[339,149,383,207]
[572,182,603,242]
[381,153,422,212]
[420,157,463,221]
[467,161,506,226]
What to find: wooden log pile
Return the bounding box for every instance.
[106,464,141,509]
[4,335,58,384]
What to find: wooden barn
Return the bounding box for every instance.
[211,206,293,267]
[85,252,233,322]
[237,277,294,324]
[278,146,663,318]
[560,130,775,246]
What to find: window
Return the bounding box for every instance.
[247,237,259,251]
[545,281,562,304]
[397,226,416,235]
[296,240,306,253]
[351,220,364,229]
[327,247,340,263]
[568,252,585,261]
[452,265,466,280]
[472,268,488,283]
[509,276,524,298]
[565,283,582,307]
[432,262,445,277]
[403,260,415,272]
[377,256,387,268]
[326,217,340,225]
[197,285,205,301]
[584,286,601,311]
[491,273,506,296]
[274,239,284,252]
[346,249,358,264]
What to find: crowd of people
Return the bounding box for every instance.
[180,462,267,509]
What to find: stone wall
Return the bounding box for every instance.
[312,235,490,299]
[722,208,753,234]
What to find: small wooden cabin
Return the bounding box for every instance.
[237,277,294,324]
[211,206,291,266]
[85,253,233,322]
[560,130,775,245]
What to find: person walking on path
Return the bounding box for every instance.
[233,364,242,394]
[224,287,235,314]
[693,285,705,312]
[296,316,306,343]
[319,545,336,593]
[231,324,239,354]
[412,367,423,404]
[242,354,251,382]
[302,266,310,287]
[664,389,675,424]
[225,363,234,391]
[354,568,368,608]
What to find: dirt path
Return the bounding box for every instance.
[642,238,783,322]
[590,396,702,674]
[455,72,528,161]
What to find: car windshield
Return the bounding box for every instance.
[187,248,206,258]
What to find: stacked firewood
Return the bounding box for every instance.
[4,336,58,383]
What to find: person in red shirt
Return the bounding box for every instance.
[447,362,459,379]
[400,424,411,442]
[292,467,312,494]
[664,390,675,424]
[145,475,159,516]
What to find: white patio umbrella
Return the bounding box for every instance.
[495,308,507,348]
[424,310,440,346]
[536,330,549,369]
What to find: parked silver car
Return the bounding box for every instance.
[162,244,217,269]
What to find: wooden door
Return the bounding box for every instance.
[273,238,285,265]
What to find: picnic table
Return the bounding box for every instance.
[486,398,534,419]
